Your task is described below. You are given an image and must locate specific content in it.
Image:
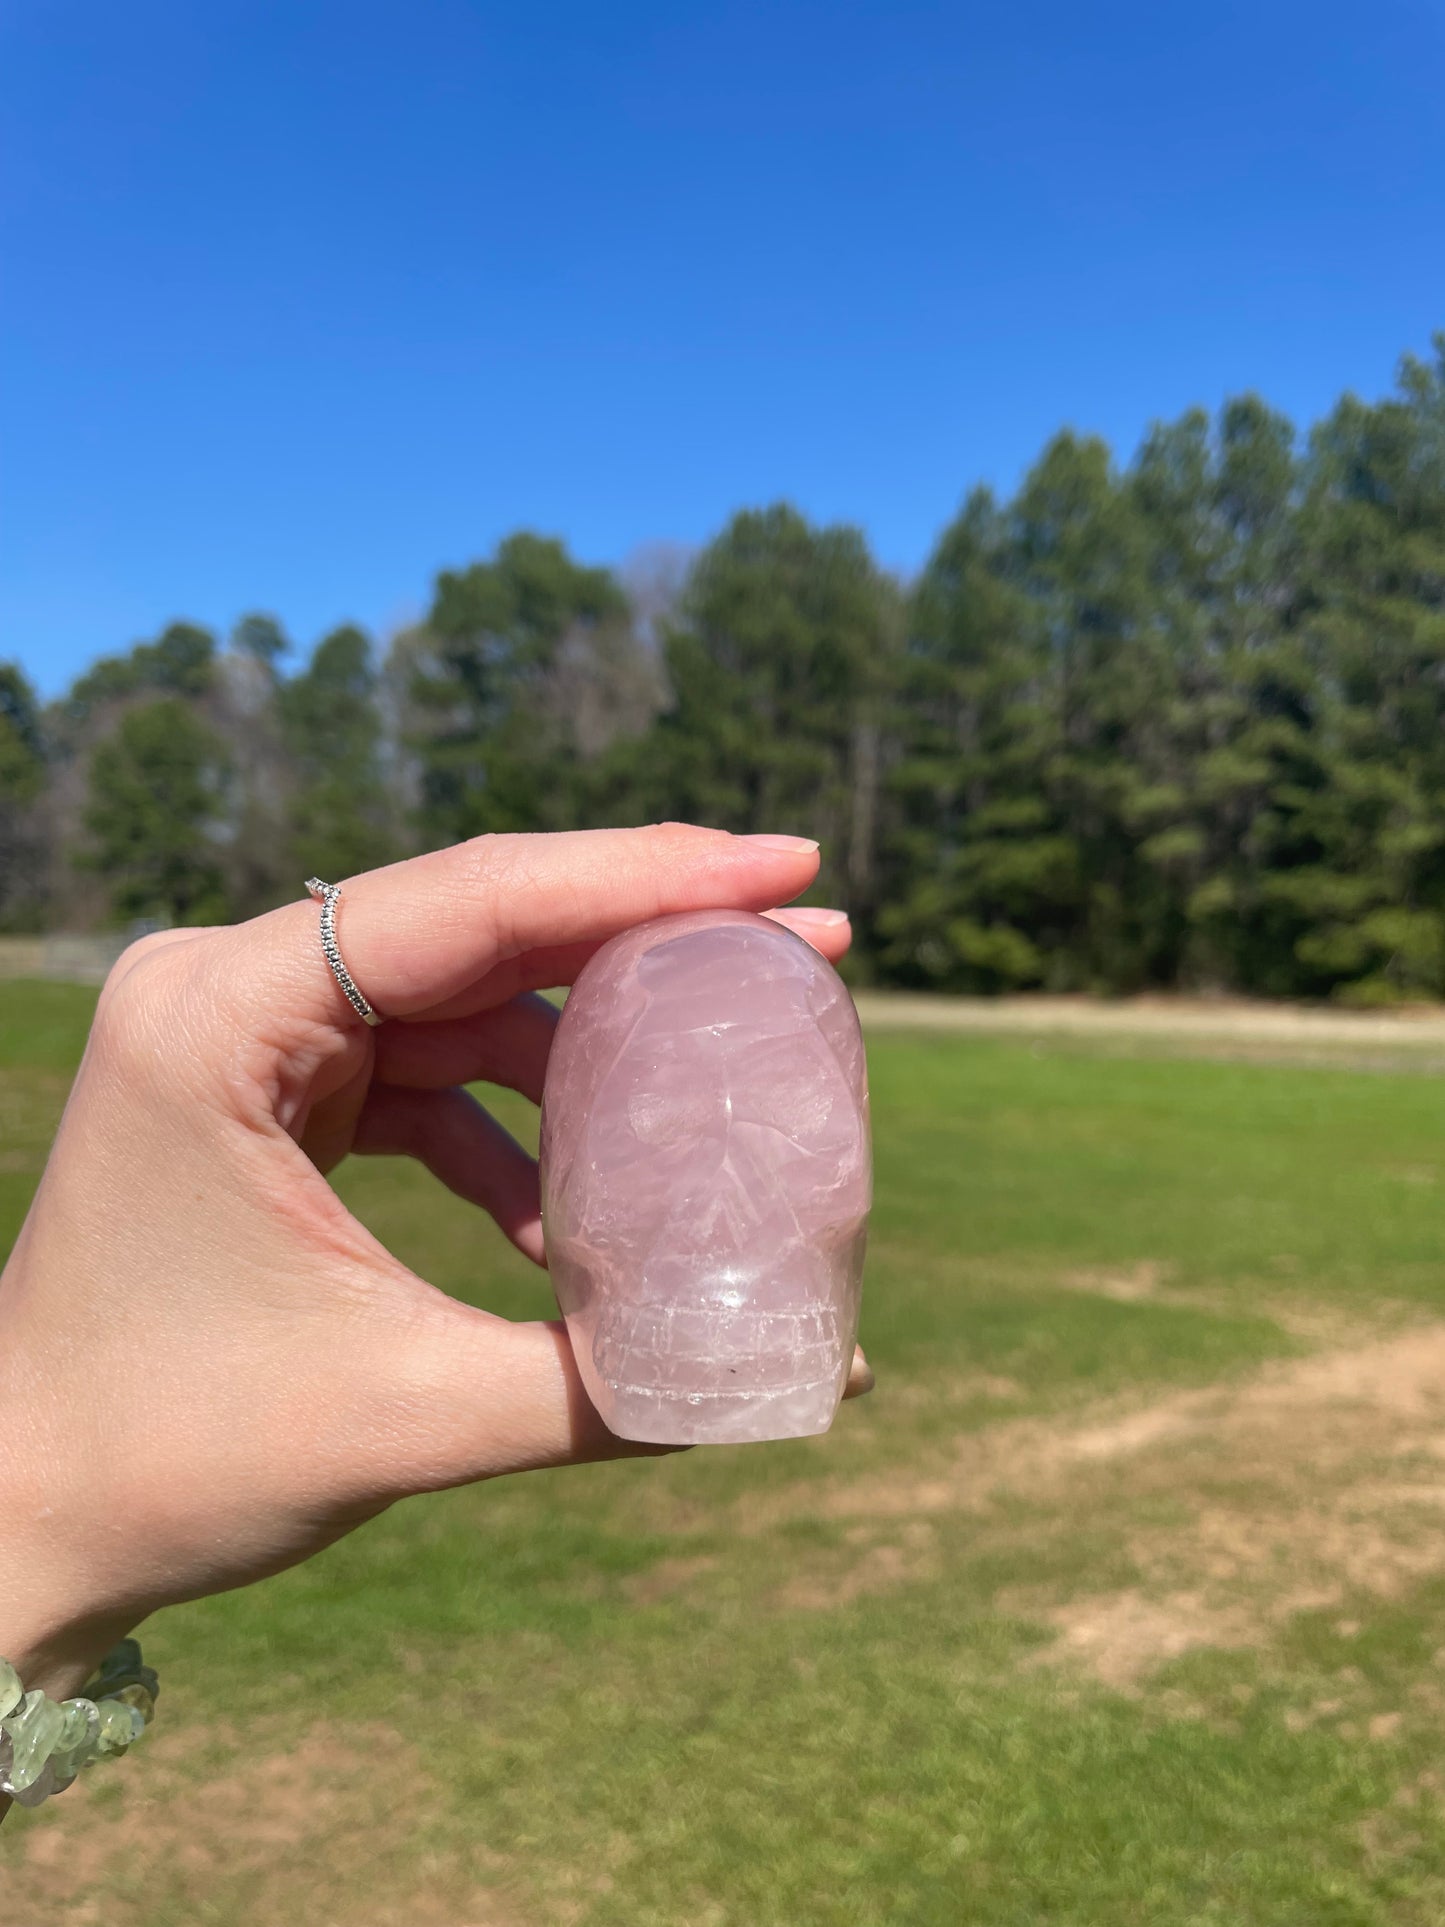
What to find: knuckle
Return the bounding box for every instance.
[643,820,734,880]
[105,928,176,980]
[454,832,527,893]
[650,819,727,857]
[96,934,170,1019]
[93,936,203,1072]
[451,834,550,949]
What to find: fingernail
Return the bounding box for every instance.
[786,908,849,927]
[846,1347,875,1397]
[743,834,819,854]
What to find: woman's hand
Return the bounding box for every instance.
[0,826,866,1704]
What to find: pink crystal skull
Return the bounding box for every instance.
[539,910,871,1445]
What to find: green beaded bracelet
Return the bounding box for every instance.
[0,1639,157,1808]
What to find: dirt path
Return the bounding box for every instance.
[746,1308,1445,1685]
[853,989,1445,1052]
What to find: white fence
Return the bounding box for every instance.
[0,933,136,985]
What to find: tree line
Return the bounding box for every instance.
[4,339,1445,1002]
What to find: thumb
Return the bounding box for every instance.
[376,1303,674,1494]
[370,1295,875,1495]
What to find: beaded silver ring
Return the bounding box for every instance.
[304,878,384,1027]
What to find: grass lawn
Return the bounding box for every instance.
[5,979,1445,1924]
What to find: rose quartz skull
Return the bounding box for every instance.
[539,910,871,1445]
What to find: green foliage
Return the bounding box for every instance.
[63,621,218,729]
[18,336,1445,997]
[81,696,230,924]
[0,663,47,929]
[881,343,1445,998]
[412,532,644,840]
[230,612,290,670]
[277,623,398,881]
[0,663,43,805]
[606,505,901,934]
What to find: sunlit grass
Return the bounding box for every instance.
[5,980,1445,1924]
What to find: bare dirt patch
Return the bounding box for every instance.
[9,1720,529,1927]
[1039,1588,1262,1687]
[779,1522,939,1611]
[853,990,1445,1075]
[809,1321,1445,1518]
[627,1553,720,1604]
[1058,1265,1398,1351]
[853,990,1445,1048]
[760,1321,1445,1684]
[1060,1260,1172,1303]
[881,1368,1025,1414]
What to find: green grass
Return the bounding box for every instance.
[5,980,1445,1924]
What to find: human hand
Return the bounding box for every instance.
[0,826,869,1704]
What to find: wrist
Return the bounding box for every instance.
[0,1284,141,1701]
[1,1633,158,1825]
[0,1584,139,1830]
[0,1581,135,1702]
[0,1627,124,1704]
[0,1447,139,1702]
[0,1461,139,1696]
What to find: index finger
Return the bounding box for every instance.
[238,824,823,1024]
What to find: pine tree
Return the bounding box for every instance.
[278,625,399,882]
[82,697,230,924]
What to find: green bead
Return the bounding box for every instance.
[105,1681,156,1726]
[84,1639,159,1709]
[90,1666,159,1706]
[91,1699,141,1760]
[2,1689,67,1795]
[0,1641,156,1803]
[10,1760,61,1808]
[56,1699,97,1749]
[92,1638,144,1683]
[48,1699,101,1784]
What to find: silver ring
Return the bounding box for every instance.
[304,878,384,1027]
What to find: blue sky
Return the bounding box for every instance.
[4,0,1444,696]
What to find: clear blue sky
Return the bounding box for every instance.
[4,0,1444,696]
